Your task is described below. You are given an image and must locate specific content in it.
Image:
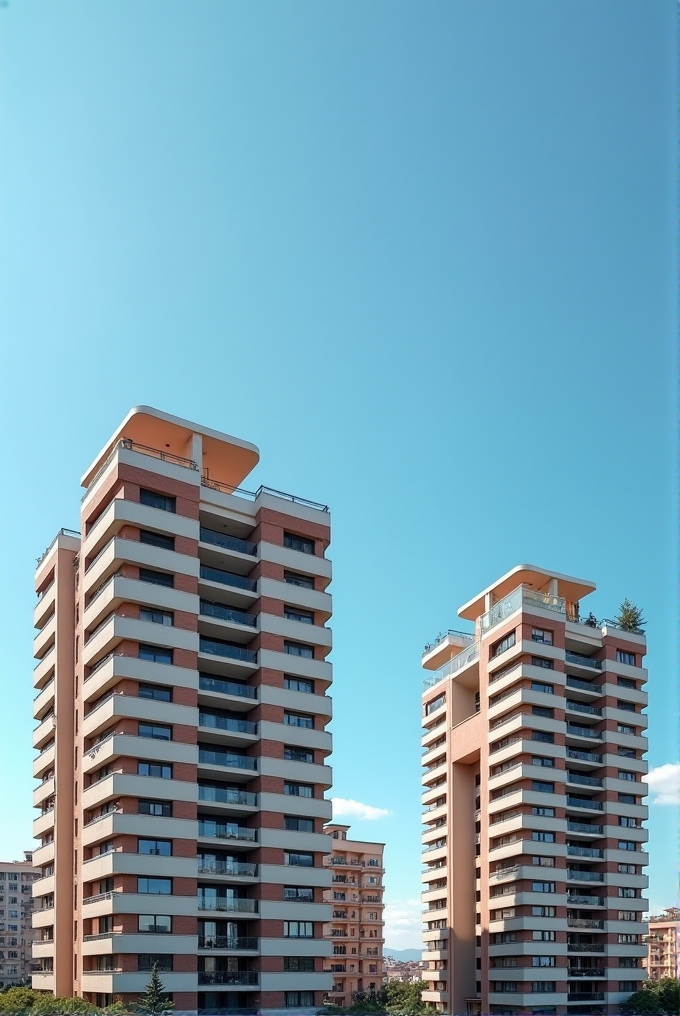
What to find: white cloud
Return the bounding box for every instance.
[644,763,680,805]
[383,898,423,950]
[331,797,391,821]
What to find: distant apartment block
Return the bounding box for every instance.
[322,824,385,1006]
[644,910,679,982]
[420,566,649,1016]
[0,854,39,986]
[31,406,334,1015]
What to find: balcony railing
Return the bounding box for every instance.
[201,474,329,513]
[567,919,604,929]
[423,641,479,691]
[567,870,604,882]
[198,936,257,950]
[479,585,566,635]
[198,861,257,877]
[567,701,602,717]
[198,787,258,807]
[200,602,257,628]
[197,897,257,913]
[567,797,603,811]
[568,969,605,978]
[567,724,602,740]
[568,773,603,788]
[200,566,258,593]
[198,972,258,986]
[568,992,605,1001]
[36,528,81,567]
[566,652,602,670]
[198,820,257,841]
[567,822,603,835]
[199,674,256,699]
[568,944,605,953]
[199,639,257,664]
[199,713,257,736]
[567,846,603,859]
[566,676,600,693]
[566,895,604,906]
[423,629,476,655]
[567,749,602,764]
[200,528,257,556]
[199,749,256,771]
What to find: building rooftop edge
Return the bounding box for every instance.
[457,563,597,621]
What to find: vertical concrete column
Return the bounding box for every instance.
[450,762,476,1014]
[548,578,558,597]
[188,432,203,471]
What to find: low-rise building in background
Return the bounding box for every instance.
[323,823,385,1006]
[644,909,679,982]
[0,853,39,986]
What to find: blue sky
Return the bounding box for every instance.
[0,1,676,949]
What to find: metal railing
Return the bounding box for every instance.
[199,639,257,664]
[568,944,605,953]
[199,749,256,770]
[567,724,602,740]
[566,895,604,906]
[567,822,603,835]
[566,676,600,693]
[567,797,603,811]
[198,821,257,841]
[200,566,257,593]
[201,475,329,513]
[567,846,603,858]
[198,936,257,950]
[82,438,198,503]
[423,629,474,655]
[198,786,257,807]
[567,701,602,717]
[567,919,604,929]
[197,897,257,913]
[199,674,256,699]
[199,713,257,735]
[568,870,604,882]
[33,644,55,671]
[198,861,257,877]
[200,528,257,556]
[567,773,603,787]
[198,972,258,986]
[566,652,602,670]
[36,528,81,567]
[567,749,602,764]
[480,585,566,635]
[423,640,478,691]
[200,602,257,628]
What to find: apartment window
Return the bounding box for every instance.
[286,853,314,868]
[139,530,175,551]
[138,645,173,665]
[284,712,314,729]
[490,982,517,993]
[532,882,555,893]
[491,631,516,658]
[618,770,636,781]
[618,676,636,689]
[284,816,314,832]
[285,606,314,624]
[333,893,346,901]
[284,957,314,971]
[618,746,636,758]
[284,676,314,693]
[139,915,171,934]
[284,783,313,798]
[138,488,177,514]
[139,800,172,817]
[618,934,640,944]
[532,832,555,842]
[532,756,554,767]
[532,706,554,719]
[491,908,515,920]
[619,982,639,993]
[531,682,554,696]
[532,857,555,867]
[284,641,314,658]
[283,887,314,902]
[531,658,554,671]
[284,533,315,555]
[532,781,555,794]
[426,694,446,715]
[138,954,172,972]
[619,864,638,875]
[618,841,637,851]
[138,762,172,779]
[138,722,172,741]
[333,944,346,954]
[532,731,554,744]
[138,684,172,702]
[618,793,637,805]
[139,568,174,588]
[530,982,556,993]
[619,912,637,921]
[140,608,174,627]
[284,571,314,589]
[617,650,636,666]
[285,992,314,1007]
[618,888,638,898]
[618,701,636,712]
[284,746,314,763]
[531,807,555,817]
[137,878,172,895]
[138,839,172,856]
[532,956,556,966]
[531,628,553,645]
[533,931,556,941]
[490,957,517,968]
[283,921,313,938]
[492,932,516,944]
[619,816,638,828]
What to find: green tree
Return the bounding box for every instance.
[136,965,174,1016]
[615,599,646,633]
[383,980,432,1015]
[621,978,680,1015]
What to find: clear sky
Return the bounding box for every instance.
[0,1,676,950]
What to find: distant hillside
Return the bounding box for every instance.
[384,948,422,961]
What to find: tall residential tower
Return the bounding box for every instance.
[32,407,334,1015]
[420,566,648,1016]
